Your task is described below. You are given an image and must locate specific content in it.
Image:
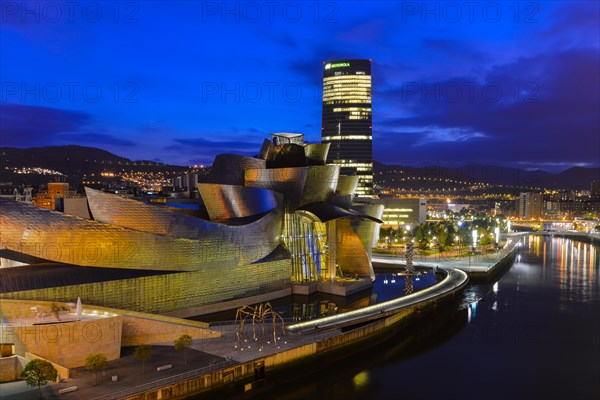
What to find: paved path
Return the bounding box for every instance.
[0,346,227,400]
[0,380,59,400]
[1,233,521,400]
[0,264,475,400]
[0,326,341,399]
[287,268,468,333]
[373,234,525,274]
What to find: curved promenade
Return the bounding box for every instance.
[76,268,469,400]
[287,268,468,334]
[373,233,525,278]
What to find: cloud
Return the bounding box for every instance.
[374,48,600,166]
[57,133,136,147]
[337,19,389,43]
[414,129,488,146]
[421,38,489,64]
[0,103,89,147]
[535,2,600,49]
[165,136,262,160]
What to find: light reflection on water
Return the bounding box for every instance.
[192,268,441,324]
[231,235,600,400]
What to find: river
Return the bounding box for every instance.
[236,235,600,400]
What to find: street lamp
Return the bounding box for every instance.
[494,227,500,249]
[472,229,478,253]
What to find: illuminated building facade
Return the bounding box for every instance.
[33,182,71,210]
[378,198,427,227]
[1,135,383,314]
[517,192,543,220]
[592,181,600,201]
[321,59,373,197]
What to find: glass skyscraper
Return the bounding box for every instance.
[321,59,373,197]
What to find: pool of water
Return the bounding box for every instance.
[190,267,442,324]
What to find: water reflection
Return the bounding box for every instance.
[193,268,441,324]
[404,275,413,295]
[528,235,599,305]
[229,235,600,400]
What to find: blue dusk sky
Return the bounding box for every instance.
[1,1,598,171]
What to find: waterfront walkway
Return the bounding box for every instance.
[373,233,526,276]
[287,268,467,333]
[2,265,470,399]
[3,240,503,400]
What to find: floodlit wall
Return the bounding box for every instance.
[1,317,122,369]
[0,259,291,314]
[0,197,283,271]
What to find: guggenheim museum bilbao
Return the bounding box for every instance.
[0,134,384,315]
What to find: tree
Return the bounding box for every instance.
[480,236,494,246]
[85,353,108,386]
[436,224,449,252]
[174,334,193,366]
[21,359,58,399]
[134,345,153,374]
[414,225,430,250]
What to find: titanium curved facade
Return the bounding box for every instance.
[206,154,266,186]
[304,143,330,166]
[336,175,360,195]
[245,167,309,208]
[335,219,374,279]
[1,197,283,271]
[351,202,385,262]
[1,133,383,313]
[197,183,282,222]
[299,165,340,206]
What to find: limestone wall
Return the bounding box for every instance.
[119,316,219,346]
[0,356,23,382]
[2,317,123,369]
[0,299,221,369]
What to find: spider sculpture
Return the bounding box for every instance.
[235,302,286,346]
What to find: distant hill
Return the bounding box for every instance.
[0,145,187,187]
[1,145,130,171]
[1,145,597,190]
[375,162,600,190]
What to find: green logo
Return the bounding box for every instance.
[325,62,350,70]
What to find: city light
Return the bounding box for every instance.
[495,227,500,247]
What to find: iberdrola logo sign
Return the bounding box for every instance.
[325,62,350,70]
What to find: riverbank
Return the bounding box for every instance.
[373,233,525,280]
[47,267,462,400]
[5,235,543,399]
[537,230,600,245]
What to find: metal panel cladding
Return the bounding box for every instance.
[0,197,283,271]
[197,183,282,222]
